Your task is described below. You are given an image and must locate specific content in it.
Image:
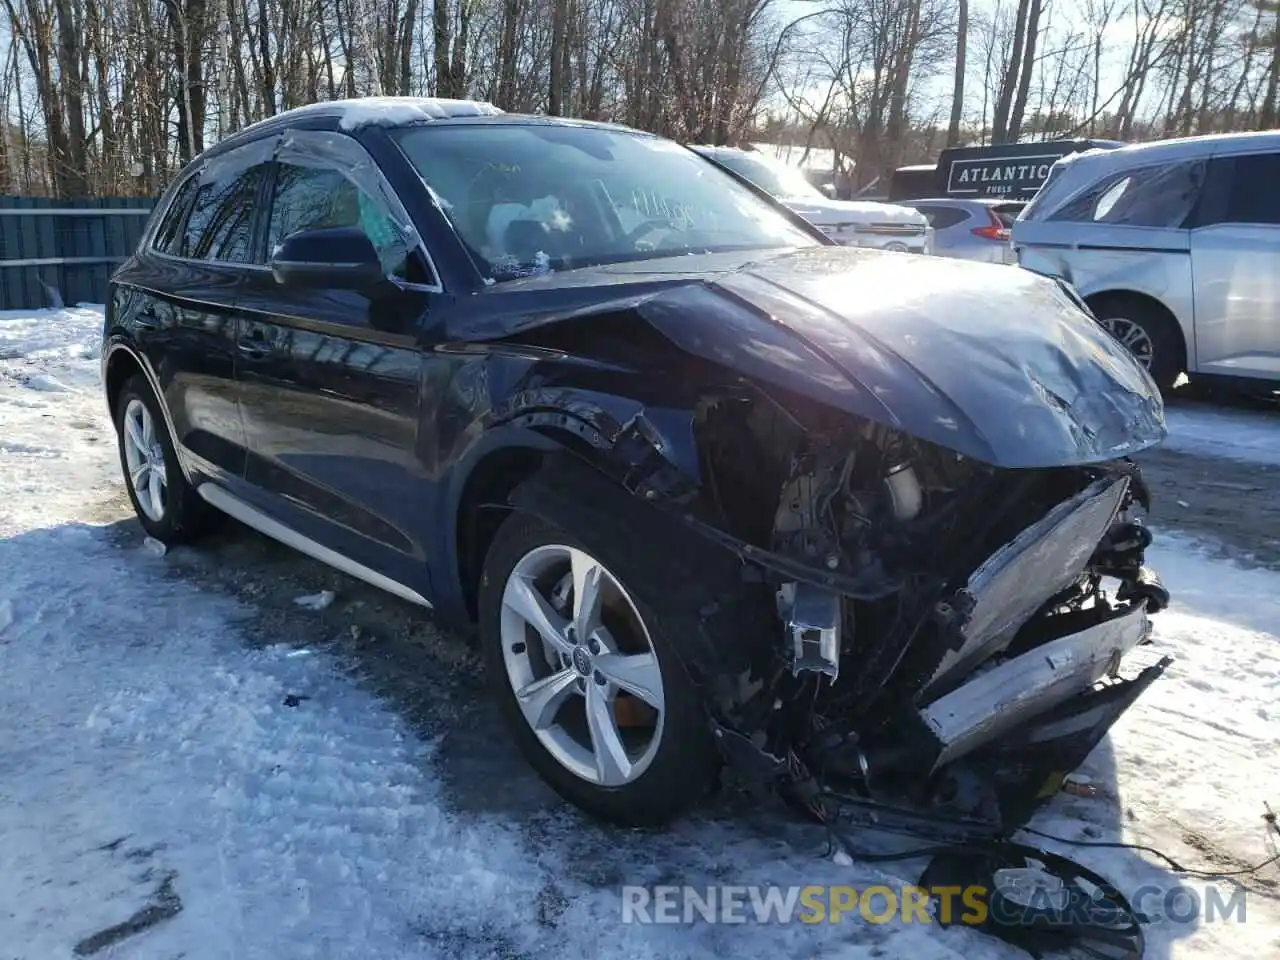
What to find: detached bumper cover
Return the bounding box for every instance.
[920,602,1152,770]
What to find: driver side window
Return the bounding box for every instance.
[266,162,428,284]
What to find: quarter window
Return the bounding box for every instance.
[1049,159,1205,229]
[1222,153,1280,226]
[151,175,200,255]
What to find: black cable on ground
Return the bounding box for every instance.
[1017,825,1280,879]
[815,802,1280,880]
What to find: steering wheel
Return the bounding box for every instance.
[623,218,677,249]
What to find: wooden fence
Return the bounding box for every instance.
[0,196,156,312]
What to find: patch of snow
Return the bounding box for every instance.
[1163,404,1280,466]
[335,96,502,131]
[294,589,336,611]
[1022,529,1280,959]
[1,304,1276,958]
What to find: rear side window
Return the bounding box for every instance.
[1049,159,1205,228]
[180,164,266,262]
[1195,153,1280,227]
[151,175,200,255]
[918,206,968,229]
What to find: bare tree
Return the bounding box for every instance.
[946,0,967,145]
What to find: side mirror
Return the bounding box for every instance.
[270,226,385,291]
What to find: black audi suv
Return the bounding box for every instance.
[103,97,1170,839]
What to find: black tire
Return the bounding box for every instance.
[478,509,720,827]
[1089,295,1183,392]
[113,374,218,543]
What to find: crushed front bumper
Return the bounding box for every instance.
[920,601,1153,770]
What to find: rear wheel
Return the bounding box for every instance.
[1089,295,1183,392]
[113,375,216,543]
[478,510,719,826]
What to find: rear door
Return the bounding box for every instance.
[122,137,276,481]
[234,127,441,586]
[1188,149,1280,382]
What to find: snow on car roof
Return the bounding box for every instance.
[230,96,503,141]
[334,96,504,130]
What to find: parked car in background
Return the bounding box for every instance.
[690,145,932,255]
[102,98,1169,841]
[1013,130,1280,391]
[903,198,1024,263]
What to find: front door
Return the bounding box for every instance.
[235,128,442,588]
[1189,150,1280,383]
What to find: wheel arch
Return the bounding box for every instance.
[102,341,195,485]
[449,432,554,623]
[444,389,708,624]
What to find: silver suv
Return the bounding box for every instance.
[1012,131,1280,390]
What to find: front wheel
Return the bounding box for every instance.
[1090,296,1182,392]
[478,511,719,826]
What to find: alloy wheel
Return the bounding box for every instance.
[1099,316,1154,369]
[499,543,666,786]
[121,398,168,522]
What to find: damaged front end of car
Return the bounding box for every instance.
[682,380,1170,837]
[479,250,1171,844]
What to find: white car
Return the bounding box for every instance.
[691,145,932,255]
[1012,130,1280,390]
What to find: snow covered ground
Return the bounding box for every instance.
[1,306,1277,959]
[1163,405,1280,467]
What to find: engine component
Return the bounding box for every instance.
[884,463,923,521]
[1118,564,1170,613]
[777,581,842,679]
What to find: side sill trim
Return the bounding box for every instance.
[195,483,433,609]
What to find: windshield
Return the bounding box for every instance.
[710,151,827,201]
[393,124,818,282]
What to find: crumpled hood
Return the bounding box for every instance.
[781,196,927,228]
[706,246,1166,467]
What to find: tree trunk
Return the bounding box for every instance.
[947,0,968,146]
[992,0,1032,143]
[256,0,276,115]
[549,0,568,113]
[433,0,453,95]
[1260,9,1280,126]
[1007,0,1043,142]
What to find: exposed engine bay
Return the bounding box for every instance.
[686,381,1171,837]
